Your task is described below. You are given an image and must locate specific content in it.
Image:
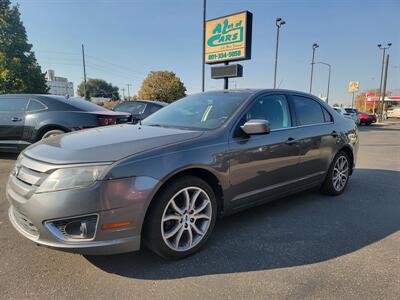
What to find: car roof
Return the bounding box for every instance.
[0,94,70,101]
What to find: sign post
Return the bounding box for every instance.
[205,11,252,89]
[348,81,359,109]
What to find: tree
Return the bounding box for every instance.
[0,0,48,94]
[138,71,186,103]
[77,78,119,100]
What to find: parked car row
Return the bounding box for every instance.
[333,107,360,125]
[333,107,377,126]
[0,95,166,152]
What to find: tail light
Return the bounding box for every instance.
[98,117,117,126]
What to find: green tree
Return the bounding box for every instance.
[0,0,48,94]
[138,71,186,103]
[77,78,119,100]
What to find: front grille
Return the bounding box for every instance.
[13,208,39,238]
[10,155,51,199]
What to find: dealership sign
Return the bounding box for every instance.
[348,81,360,93]
[205,11,253,64]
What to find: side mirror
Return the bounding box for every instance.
[240,119,271,135]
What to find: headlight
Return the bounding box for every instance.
[36,165,110,193]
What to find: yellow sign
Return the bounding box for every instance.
[205,11,252,64]
[348,81,360,93]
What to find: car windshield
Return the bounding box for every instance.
[115,102,147,114]
[345,108,356,113]
[142,92,249,130]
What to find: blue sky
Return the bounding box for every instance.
[14,0,400,104]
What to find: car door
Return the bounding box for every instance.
[228,93,301,208]
[0,96,28,145]
[290,94,336,182]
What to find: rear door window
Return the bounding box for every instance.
[292,96,325,125]
[0,98,28,112]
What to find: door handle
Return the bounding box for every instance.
[11,117,22,122]
[285,137,299,145]
[331,131,339,137]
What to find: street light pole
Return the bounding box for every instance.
[315,62,331,103]
[377,43,391,115]
[309,43,319,94]
[273,17,286,89]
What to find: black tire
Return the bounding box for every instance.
[143,176,217,259]
[41,129,65,140]
[366,122,372,126]
[320,151,351,196]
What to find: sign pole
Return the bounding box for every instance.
[202,0,206,92]
[224,62,229,90]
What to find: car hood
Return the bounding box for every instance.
[23,125,203,164]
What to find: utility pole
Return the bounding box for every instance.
[274,17,286,89]
[309,43,319,94]
[202,0,206,92]
[380,54,389,121]
[81,44,87,99]
[122,88,125,100]
[126,84,131,99]
[377,43,391,115]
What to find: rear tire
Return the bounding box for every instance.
[41,129,65,140]
[143,176,217,259]
[321,151,350,196]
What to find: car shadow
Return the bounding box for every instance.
[86,168,399,280]
[0,153,18,160]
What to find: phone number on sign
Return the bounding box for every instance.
[207,50,242,61]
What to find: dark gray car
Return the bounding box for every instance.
[0,94,131,152]
[6,89,359,259]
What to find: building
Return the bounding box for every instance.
[45,70,74,97]
[365,92,400,113]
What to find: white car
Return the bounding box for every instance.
[387,107,400,118]
[333,107,360,125]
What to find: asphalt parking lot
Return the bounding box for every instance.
[1,121,399,299]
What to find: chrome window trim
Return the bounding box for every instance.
[270,121,334,132]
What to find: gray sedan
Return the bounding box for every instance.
[7,89,358,259]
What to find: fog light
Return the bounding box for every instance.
[46,215,98,241]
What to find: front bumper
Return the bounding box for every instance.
[7,170,159,255]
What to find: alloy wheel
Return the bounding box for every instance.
[161,187,212,252]
[332,156,349,192]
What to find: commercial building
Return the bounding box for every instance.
[45,70,74,97]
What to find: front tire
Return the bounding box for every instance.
[41,129,65,140]
[144,176,217,259]
[321,151,350,196]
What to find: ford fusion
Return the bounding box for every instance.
[7,90,358,259]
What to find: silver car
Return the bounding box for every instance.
[7,90,358,259]
[333,107,360,125]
